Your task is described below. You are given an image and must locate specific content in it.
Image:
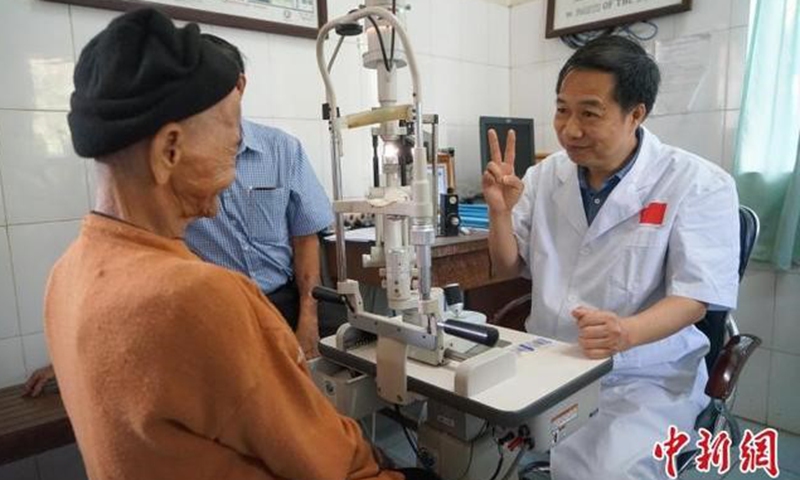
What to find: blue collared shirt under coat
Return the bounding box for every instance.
[185,119,333,294]
[577,128,643,226]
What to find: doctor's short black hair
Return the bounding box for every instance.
[201,33,245,74]
[556,35,660,116]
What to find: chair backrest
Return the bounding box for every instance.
[738,205,760,279]
[695,205,760,370]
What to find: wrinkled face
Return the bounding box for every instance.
[553,69,641,171]
[172,89,241,218]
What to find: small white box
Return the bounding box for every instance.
[310,358,386,419]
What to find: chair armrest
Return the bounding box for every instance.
[705,334,762,401]
[490,293,531,332]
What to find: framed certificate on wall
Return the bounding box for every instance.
[42,0,327,39]
[546,0,691,38]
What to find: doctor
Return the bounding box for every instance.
[484,35,739,479]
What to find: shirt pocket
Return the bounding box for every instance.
[607,226,669,313]
[246,187,289,243]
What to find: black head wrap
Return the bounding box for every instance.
[68,8,239,158]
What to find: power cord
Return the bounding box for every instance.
[560,20,659,49]
[366,0,398,72]
[455,422,489,480]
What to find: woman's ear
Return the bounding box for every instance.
[149,122,183,185]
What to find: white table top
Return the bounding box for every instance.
[320,326,612,426]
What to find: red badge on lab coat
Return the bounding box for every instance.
[640,202,667,225]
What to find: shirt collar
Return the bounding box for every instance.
[578,127,643,192]
[237,119,265,156]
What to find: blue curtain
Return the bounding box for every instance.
[733,0,800,269]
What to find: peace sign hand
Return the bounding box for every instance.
[481,129,524,213]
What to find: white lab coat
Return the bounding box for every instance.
[512,128,740,479]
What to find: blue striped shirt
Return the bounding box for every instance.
[185,119,334,293]
[578,128,642,226]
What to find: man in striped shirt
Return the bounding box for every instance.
[185,35,335,358]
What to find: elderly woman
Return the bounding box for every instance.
[44,8,432,480]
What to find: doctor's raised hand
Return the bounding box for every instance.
[482,128,524,213]
[483,128,525,278]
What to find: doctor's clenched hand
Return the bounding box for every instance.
[572,306,633,359]
[482,129,524,213]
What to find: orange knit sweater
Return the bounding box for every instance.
[45,214,402,480]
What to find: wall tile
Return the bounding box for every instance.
[732,347,770,424]
[265,34,324,120]
[0,456,38,480]
[768,351,800,434]
[0,174,5,227]
[540,61,561,122]
[430,57,464,125]
[416,54,438,116]
[456,124,483,197]
[9,221,81,335]
[325,39,368,114]
[460,62,489,125]
[69,5,119,59]
[36,443,88,480]
[22,332,50,374]
[774,272,800,356]
[543,36,573,64]
[726,26,748,111]
[85,159,97,210]
[510,63,542,122]
[722,110,740,174]
[776,423,800,477]
[0,110,89,224]
[461,0,490,65]
[510,0,545,67]
[730,0,752,28]
[431,0,462,60]
[534,122,547,155]
[645,111,725,166]
[673,0,732,37]
[485,66,511,118]
[338,127,374,199]
[406,0,433,56]
[209,25,274,119]
[0,0,73,111]
[734,269,775,349]
[327,0,361,20]
[0,336,25,388]
[0,228,19,340]
[487,2,511,67]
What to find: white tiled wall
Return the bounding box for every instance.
[0,0,509,383]
[0,0,796,476]
[509,0,800,435]
[0,0,501,477]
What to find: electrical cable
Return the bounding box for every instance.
[559,20,659,50]
[367,0,398,72]
[327,35,345,73]
[367,15,394,72]
[488,443,505,480]
[395,405,425,468]
[500,447,527,480]
[454,422,488,480]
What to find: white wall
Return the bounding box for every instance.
[0,1,508,477]
[0,0,797,476]
[510,0,800,435]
